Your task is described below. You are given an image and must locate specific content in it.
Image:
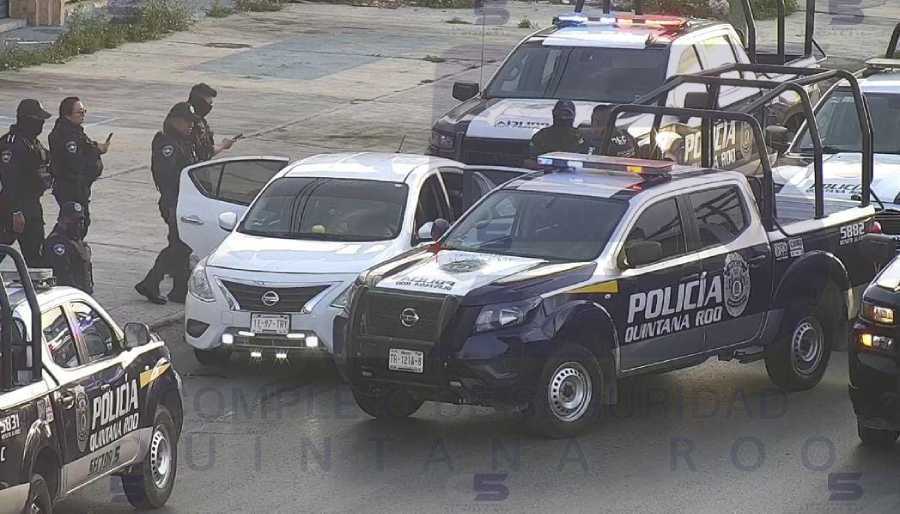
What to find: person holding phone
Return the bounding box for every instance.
[48,96,108,237]
[187,83,237,161]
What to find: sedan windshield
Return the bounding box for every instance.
[484,42,668,103]
[794,90,900,155]
[239,177,409,241]
[441,189,627,261]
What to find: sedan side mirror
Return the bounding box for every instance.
[619,240,663,269]
[124,322,151,349]
[218,211,237,231]
[417,221,435,243]
[416,218,451,243]
[766,125,791,155]
[452,82,480,102]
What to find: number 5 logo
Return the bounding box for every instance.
[474,473,510,502]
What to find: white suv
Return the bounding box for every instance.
[177,152,477,365]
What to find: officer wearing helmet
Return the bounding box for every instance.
[45,201,93,294]
[528,99,588,159]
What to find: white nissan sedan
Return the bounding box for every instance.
[177,152,490,365]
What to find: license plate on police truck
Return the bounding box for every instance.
[251,313,290,335]
[388,348,424,373]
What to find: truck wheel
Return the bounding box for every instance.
[352,388,423,419]
[26,474,52,514]
[858,421,899,447]
[526,344,602,439]
[193,348,230,366]
[765,299,834,391]
[122,406,178,509]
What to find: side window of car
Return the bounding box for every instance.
[699,36,740,78]
[189,162,224,198]
[70,302,119,363]
[688,186,749,249]
[439,168,464,219]
[625,198,686,263]
[218,160,285,206]
[677,45,703,74]
[415,175,448,228]
[43,307,80,369]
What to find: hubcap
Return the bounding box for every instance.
[149,427,172,489]
[548,362,592,422]
[791,319,823,376]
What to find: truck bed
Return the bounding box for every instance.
[774,192,863,225]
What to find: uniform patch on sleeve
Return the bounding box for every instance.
[1,150,11,164]
[161,145,175,158]
[52,244,66,256]
[66,141,78,154]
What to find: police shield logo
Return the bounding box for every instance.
[440,259,485,274]
[161,145,174,158]
[53,244,66,256]
[723,252,751,318]
[66,141,78,154]
[739,122,754,157]
[0,150,10,164]
[73,386,90,453]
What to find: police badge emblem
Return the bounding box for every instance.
[73,386,90,453]
[1,150,11,164]
[161,145,175,158]
[723,252,751,318]
[440,259,485,273]
[66,141,78,154]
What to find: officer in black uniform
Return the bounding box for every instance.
[49,96,108,237]
[188,83,235,162]
[0,99,53,267]
[528,100,588,158]
[45,201,93,294]
[135,102,198,305]
[586,104,637,158]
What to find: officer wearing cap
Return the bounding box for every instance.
[135,102,198,305]
[188,83,236,162]
[0,99,53,267]
[45,201,93,294]
[48,97,109,237]
[528,100,588,160]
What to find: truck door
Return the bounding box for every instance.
[683,184,773,350]
[177,156,290,259]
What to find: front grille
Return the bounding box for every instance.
[362,290,445,342]
[221,281,328,312]
[461,137,530,167]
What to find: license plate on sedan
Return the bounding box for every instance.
[388,348,424,373]
[251,313,290,335]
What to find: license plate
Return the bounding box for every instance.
[388,348,424,373]
[251,313,290,335]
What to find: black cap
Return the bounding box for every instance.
[167,102,196,121]
[59,201,86,220]
[552,99,576,121]
[17,99,52,120]
[190,83,217,98]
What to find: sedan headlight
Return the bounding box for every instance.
[474,297,542,334]
[430,130,455,150]
[188,260,215,303]
[862,301,894,325]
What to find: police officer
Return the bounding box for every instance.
[586,104,637,158]
[45,201,93,294]
[135,103,198,305]
[0,99,52,267]
[188,83,235,162]
[49,97,108,237]
[528,100,588,158]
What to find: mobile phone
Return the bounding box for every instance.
[106,133,114,143]
[233,133,245,141]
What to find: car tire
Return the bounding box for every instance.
[857,421,899,447]
[122,406,178,509]
[765,295,836,391]
[26,473,52,514]
[352,388,423,419]
[193,348,230,366]
[526,343,603,439]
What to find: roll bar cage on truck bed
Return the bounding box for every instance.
[599,63,874,231]
[0,246,43,391]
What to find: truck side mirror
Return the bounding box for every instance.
[218,211,237,231]
[766,125,791,154]
[452,82,480,102]
[124,322,152,349]
[619,240,663,269]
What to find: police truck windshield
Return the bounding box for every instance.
[795,90,900,155]
[239,177,409,242]
[441,189,627,261]
[484,42,669,103]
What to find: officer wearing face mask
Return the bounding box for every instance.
[45,201,93,294]
[528,99,588,160]
[188,83,236,162]
[135,102,198,305]
[0,99,53,267]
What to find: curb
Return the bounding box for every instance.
[150,310,184,330]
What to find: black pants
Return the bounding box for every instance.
[17,202,45,268]
[141,202,190,294]
[54,188,91,237]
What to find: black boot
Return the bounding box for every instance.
[135,279,167,305]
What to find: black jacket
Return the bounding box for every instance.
[151,131,197,212]
[0,125,50,214]
[45,224,93,294]
[192,116,215,162]
[48,117,103,199]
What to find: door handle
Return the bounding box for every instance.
[58,391,75,410]
[180,215,203,225]
[748,254,768,267]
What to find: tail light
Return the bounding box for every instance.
[867,221,883,234]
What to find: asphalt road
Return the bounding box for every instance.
[53,322,900,514]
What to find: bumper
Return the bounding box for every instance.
[849,319,900,430]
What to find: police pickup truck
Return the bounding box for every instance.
[343,100,893,437]
[0,248,183,513]
[429,0,822,168]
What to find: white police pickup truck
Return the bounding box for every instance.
[0,248,183,513]
[429,6,820,168]
[344,99,894,437]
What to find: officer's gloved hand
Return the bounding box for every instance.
[11,213,25,234]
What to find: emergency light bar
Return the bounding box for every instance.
[553,12,687,30]
[537,152,674,176]
[0,268,55,291]
[865,58,900,71]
